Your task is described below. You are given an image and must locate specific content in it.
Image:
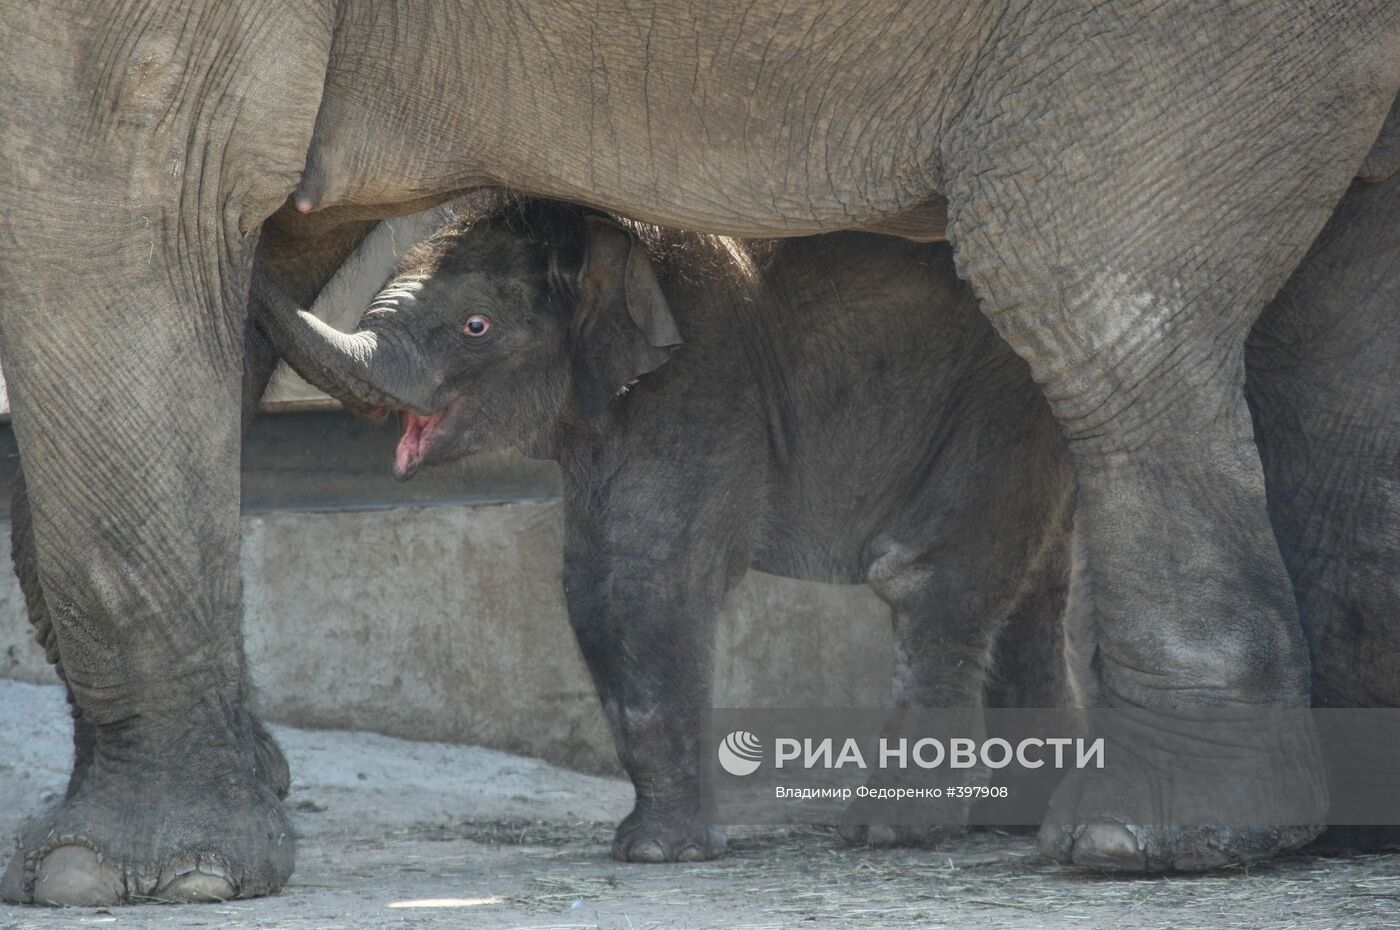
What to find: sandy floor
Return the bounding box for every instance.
[2,679,1398,930]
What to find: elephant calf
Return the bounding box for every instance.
[260,199,1074,861]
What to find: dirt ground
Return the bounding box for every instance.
[3,680,1398,930]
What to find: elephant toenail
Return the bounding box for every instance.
[1071,822,1147,871]
[623,839,668,863]
[676,845,705,862]
[159,865,236,903]
[32,845,124,907]
[1035,823,1076,863]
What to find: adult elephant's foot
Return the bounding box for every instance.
[1,721,293,905]
[1023,406,1324,873]
[612,801,727,863]
[1036,720,1325,872]
[1,782,292,905]
[1038,820,1319,872]
[252,715,292,801]
[63,708,290,803]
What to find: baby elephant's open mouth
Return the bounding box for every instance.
[394,397,467,480]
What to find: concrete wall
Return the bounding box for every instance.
[0,494,895,774]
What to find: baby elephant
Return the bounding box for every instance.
[259,199,1074,861]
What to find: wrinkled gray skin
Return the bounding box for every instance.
[4,0,1400,905]
[0,211,360,905]
[1248,173,1400,716]
[1246,171,1400,848]
[260,199,1077,860]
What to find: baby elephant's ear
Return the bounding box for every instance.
[571,216,683,418]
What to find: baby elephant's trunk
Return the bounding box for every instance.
[251,264,439,416]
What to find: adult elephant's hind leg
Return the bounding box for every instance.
[1034,410,1323,870]
[952,239,1325,873]
[948,208,1326,870]
[941,7,1400,871]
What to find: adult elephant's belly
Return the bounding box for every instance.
[294,0,950,240]
[851,199,950,242]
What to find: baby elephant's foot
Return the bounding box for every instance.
[613,805,727,863]
[839,822,968,848]
[840,790,971,849]
[839,769,977,849]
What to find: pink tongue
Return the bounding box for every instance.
[395,412,439,478]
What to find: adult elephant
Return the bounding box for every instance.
[1,0,1398,906]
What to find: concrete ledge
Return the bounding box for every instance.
[1,499,894,774]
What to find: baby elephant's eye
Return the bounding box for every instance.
[462,315,491,337]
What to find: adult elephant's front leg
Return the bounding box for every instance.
[9,470,97,801]
[0,256,291,908]
[940,10,1399,871]
[0,0,333,906]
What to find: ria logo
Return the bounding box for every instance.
[717,730,764,776]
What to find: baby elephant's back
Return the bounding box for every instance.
[756,231,1038,417]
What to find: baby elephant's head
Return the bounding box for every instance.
[267,202,682,479]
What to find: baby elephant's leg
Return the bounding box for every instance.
[842,536,1027,847]
[560,445,761,864]
[565,541,729,862]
